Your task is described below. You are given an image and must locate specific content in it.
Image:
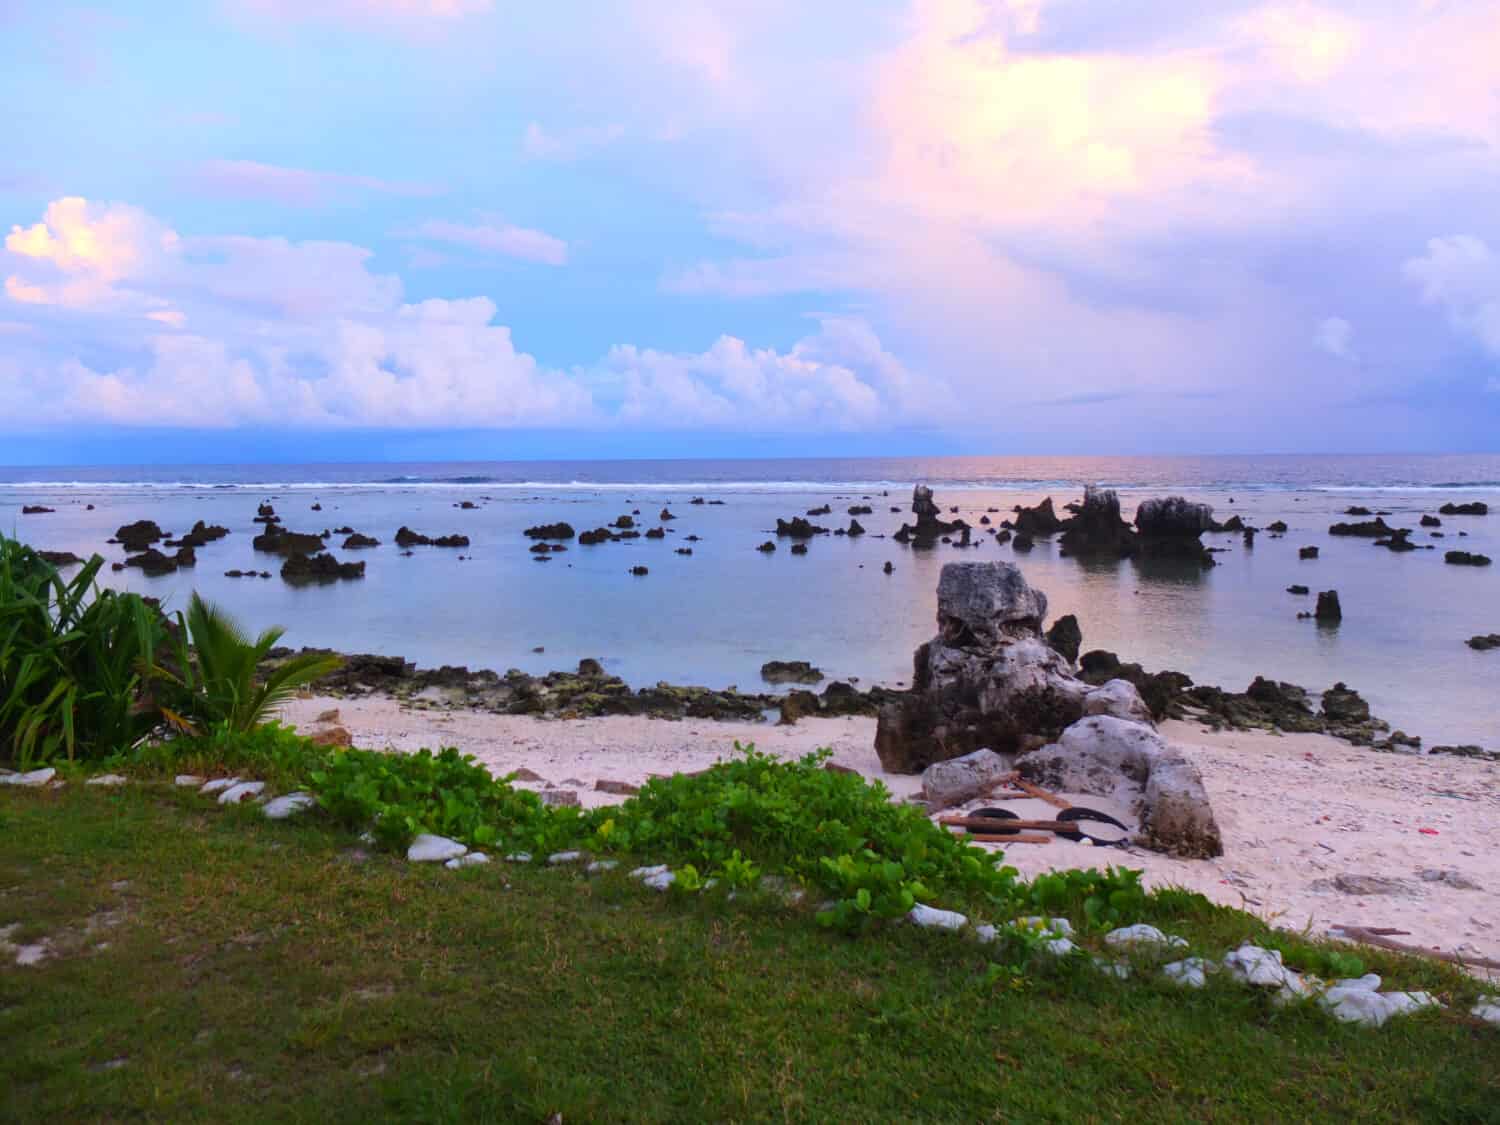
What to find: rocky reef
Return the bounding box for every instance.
[395,527,469,548]
[264,651,899,723]
[280,552,366,584]
[893,485,967,548]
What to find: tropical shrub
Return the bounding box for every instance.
[153,593,342,735]
[0,537,165,767]
[309,745,564,853]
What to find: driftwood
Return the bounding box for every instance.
[939,815,1072,833]
[1334,925,1500,972]
[967,832,1053,844]
[1010,777,1072,810]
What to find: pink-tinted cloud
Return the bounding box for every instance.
[191,160,440,206]
[410,218,567,266]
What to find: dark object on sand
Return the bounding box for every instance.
[1052,807,1131,847]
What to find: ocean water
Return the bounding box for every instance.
[4,455,1498,750]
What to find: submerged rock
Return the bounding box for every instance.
[395,527,469,548]
[1467,634,1500,651]
[524,522,576,540]
[114,520,164,552]
[1445,551,1491,566]
[280,552,365,584]
[1439,502,1487,516]
[1329,517,1399,538]
[1057,487,1138,558]
[253,525,325,555]
[775,516,830,538]
[1315,590,1342,622]
[761,660,824,685]
[342,532,380,548]
[1134,497,1217,567]
[892,484,965,548]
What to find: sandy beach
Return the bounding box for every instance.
[280,695,1499,966]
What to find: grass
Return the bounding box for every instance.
[2,784,1498,1123]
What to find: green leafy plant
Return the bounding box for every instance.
[1024,867,1147,930]
[0,537,165,767]
[153,593,342,735]
[309,745,554,851]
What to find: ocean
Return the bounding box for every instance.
[4,454,1498,750]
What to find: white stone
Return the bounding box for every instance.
[1471,1000,1500,1026]
[505,852,533,863]
[974,924,998,944]
[630,864,670,880]
[445,852,490,870]
[1104,924,1188,952]
[907,903,969,931]
[1333,974,1382,992]
[1320,987,1439,1028]
[217,781,266,805]
[86,774,129,787]
[15,943,49,967]
[1040,937,1077,957]
[262,793,317,820]
[546,850,584,866]
[1163,958,1208,988]
[0,768,56,787]
[174,775,203,787]
[1222,944,1289,988]
[1092,956,1131,979]
[642,870,676,891]
[406,834,467,863]
[587,860,619,874]
[199,777,241,794]
[1084,679,1153,724]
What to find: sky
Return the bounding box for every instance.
[2,0,1499,464]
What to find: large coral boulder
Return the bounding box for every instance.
[873,562,1088,772]
[1019,715,1223,858]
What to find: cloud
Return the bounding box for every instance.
[2,196,942,433]
[593,314,950,431]
[1234,4,1361,83]
[408,218,568,266]
[1404,235,1500,356]
[1314,316,1355,360]
[521,122,626,161]
[232,0,493,22]
[190,160,440,206]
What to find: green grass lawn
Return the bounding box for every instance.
[2,784,1497,1124]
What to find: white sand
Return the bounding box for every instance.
[279,695,1499,964]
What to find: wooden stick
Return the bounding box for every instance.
[939,815,1073,832]
[1011,778,1072,810]
[1333,925,1500,971]
[967,833,1052,844]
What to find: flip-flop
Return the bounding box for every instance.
[1053,807,1131,847]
